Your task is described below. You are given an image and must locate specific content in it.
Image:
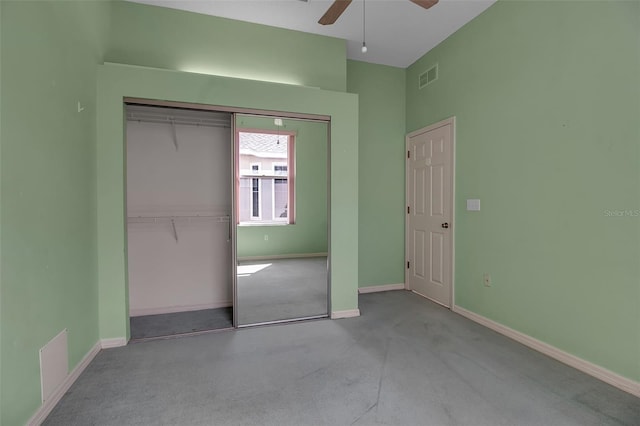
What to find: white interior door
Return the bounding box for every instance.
[406,118,454,307]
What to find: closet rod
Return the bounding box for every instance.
[171,218,178,242]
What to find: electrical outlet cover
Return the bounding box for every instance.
[483,273,491,287]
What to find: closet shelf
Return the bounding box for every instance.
[127,215,230,224]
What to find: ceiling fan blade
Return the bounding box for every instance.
[318,0,353,25]
[410,0,439,10]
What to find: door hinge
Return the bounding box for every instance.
[407,206,410,214]
[407,261,410,269]
[407,150,410,159]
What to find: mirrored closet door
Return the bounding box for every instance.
[235,115,329,326]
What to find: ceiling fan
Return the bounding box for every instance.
[318,0,439,25]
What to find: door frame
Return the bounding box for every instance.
[404,116,456,308]
[123,97,332,334]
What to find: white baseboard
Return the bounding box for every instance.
[27,341,101,426]
[100,338,127,349]
[129,301,232,317]
[358,283,406,294]
[331,309,361,319]
[238,252,328,262]
[452,305,640,398]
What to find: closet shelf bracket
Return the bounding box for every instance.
[171,218,179,242]
[170,120,179,151]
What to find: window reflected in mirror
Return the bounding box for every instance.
[238,131,294,225]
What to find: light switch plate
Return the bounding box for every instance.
[467,199,481,211]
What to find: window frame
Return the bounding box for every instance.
[236,128,296,225]
[271,162,289,222]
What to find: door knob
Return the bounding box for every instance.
[441,222,449,229]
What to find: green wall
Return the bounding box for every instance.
[0,1,109,424]
[97,63,358,340]
[347,60,406,288]
[3,1,636,424]
[407,1,640,381]
[107,1,347,92]
[0,2,3,423]
[236,116,328,258]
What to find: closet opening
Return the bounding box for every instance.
[125,104,235,341]
[124,99,331,341]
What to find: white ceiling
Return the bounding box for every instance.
[128,0,496,68]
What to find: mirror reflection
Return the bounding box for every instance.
[236,115,328,326]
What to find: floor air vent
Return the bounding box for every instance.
[40,329,68,402]
[419,64,438,89]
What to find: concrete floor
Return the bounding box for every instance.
[44,291,639,425]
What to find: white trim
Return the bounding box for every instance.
[129,300,232,317]
[450,118,456,307]
[452,305,640,398]
[411,289,450,308]
[27,341,101,426]
[405,116,456,308]
[238,252,327,262]
[405,134,409,292]
[358,283,406,294]
[250,162,261,220]
[331,309,361,319]
[100,338,128,349]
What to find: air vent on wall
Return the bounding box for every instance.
[419,64,438,89]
